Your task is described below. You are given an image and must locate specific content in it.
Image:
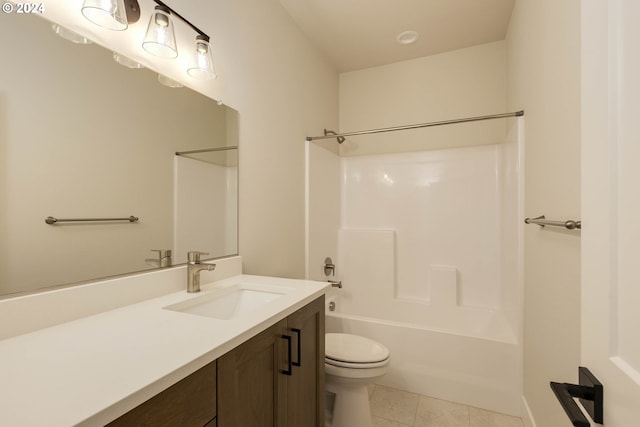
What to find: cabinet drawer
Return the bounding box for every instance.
[107,360,217,427]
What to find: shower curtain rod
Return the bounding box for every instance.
[305,110,524,143]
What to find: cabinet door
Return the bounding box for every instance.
[217,319,288,427]
[106,360,216,427]
[286,296,325,427]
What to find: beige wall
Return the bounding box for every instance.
[506,1,582,426]
[179,0,339,278]
[338,41,507,156]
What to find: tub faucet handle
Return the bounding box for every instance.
[324,257,336,276]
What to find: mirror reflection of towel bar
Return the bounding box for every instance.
[524,215,581,230]
[45,216,139,225]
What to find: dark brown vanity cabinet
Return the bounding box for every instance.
[217,296,325,427]
[284,296,325,427]
[106,296,324,427]
[106,360,217,427]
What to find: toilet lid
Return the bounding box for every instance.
[325,333,390,363]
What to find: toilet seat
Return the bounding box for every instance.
[325,333,390,365]
[325,357,389,369]
[325,361,388,379]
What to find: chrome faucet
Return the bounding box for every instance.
[187,251,216,293]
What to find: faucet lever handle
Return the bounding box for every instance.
[187,251,210,263]
[151,249,172,258]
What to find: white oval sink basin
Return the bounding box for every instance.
[164,284,290,320]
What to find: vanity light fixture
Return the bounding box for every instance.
[81,0,140,30]
[113,52,144,68]
[52,24,93,44]
[81,0,128,31]
[81,0,217,82]
[157,73,183,88]
[142,5,178,58]
[187,35,217,80]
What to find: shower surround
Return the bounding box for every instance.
[306,120,523,416]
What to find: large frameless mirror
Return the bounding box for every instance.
[0,12,238,297]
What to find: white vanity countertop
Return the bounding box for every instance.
[0,274,329,427]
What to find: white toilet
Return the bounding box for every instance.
[325,333,390,427]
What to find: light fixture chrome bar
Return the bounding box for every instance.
[306,110,524,142]
[524,215,581,230]
[45,216,139,225]
[175,146,238,156]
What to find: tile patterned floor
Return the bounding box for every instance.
[369,385,524,427]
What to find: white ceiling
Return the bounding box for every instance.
[279,0,516,72]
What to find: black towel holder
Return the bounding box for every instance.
[550,367,603,427]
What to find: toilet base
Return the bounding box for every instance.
[325,374,375,427]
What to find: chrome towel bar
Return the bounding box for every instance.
[524,215,581,230]
[45,216,139,225]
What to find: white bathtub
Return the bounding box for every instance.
[325,297,522,417]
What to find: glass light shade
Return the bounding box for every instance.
[52,24,93,44]
[187,36,217,80]
[158,74,183,88]
[81,0,128,31]
[113,52,144,69]
[142,6,178,59]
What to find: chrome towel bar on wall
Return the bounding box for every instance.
[524,215,581,230]
[45,216,139,225]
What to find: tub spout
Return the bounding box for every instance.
[329,280,342,289]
